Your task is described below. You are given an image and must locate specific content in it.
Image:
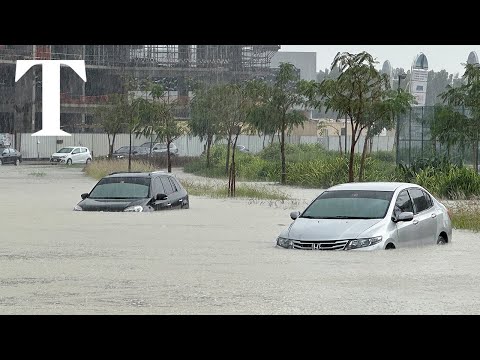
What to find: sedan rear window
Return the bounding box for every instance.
[301,190,394,219]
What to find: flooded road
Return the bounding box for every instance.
[1,165,479,314]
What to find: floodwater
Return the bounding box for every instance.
[0,164,479,314]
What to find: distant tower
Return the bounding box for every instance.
[410,53,429,106]
[381,60,394,88]
[467,51,479,65]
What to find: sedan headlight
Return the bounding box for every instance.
[124,205,143,212]
[73,205,83,211]
[277,237,293,249]
[345,236,382,250]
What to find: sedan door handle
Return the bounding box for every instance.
[431,213,437,218]
[178,199,183,202]
[167,203,172,207]
[413,220,419,225]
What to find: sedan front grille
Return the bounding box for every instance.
[292,239,349,250]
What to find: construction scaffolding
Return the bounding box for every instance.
[0,45,280,135]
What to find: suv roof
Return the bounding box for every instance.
[107,171,170,178]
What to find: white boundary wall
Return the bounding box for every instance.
[12,133,395,158]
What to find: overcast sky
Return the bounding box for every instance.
[280,45,479,75]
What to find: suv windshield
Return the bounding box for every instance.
[300,190,394,219]
[57,147,74,153]
[89,177,151,199]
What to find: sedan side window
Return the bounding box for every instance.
[422,190,433,209]
[2,149,8,155]
[394,190,414,217]
[409,188,429,214]
[72,148,80,154]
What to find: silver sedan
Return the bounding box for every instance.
[276,182,452,251]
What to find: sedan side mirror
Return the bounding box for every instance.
[397,212,414,222]
[290,211,300,220]
[156,193,168,201]
[81,193,89,200]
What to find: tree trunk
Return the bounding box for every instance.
[167,139,172,173]
[225,131,232,175]
[128,129,132,172]
[149,131,154,157]
[338,135,342,156]
[359,135,370,182]
[228,135,240,197]
[281,120,286,185]
[348,121,357,183]
[263,134,266,149]
[107,133,112,159]
[111,133,116,159]
[474,139,479,173]
[206,136,212,168]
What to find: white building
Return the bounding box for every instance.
[270,51,317,118]
[410,53,429,107]
[270,51,317,81]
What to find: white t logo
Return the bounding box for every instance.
[15,60,87,136]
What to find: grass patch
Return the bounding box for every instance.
[181,179,290,200]
[83,159,157,180]
[451,208,480,232]
[83,158,290,201]
[28,171,46,177]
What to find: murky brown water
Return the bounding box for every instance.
[1,165,479,314]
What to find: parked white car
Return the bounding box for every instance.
[50,146,92,165]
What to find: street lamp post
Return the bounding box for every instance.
[396,73,407,164]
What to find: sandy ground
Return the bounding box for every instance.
[1,164,479,314]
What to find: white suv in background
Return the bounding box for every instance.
[50,146,92,165]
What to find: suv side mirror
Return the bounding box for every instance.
[156,193,168,201]
[81,193,89,200]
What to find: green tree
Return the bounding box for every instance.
[94,93,126,158]
[310,52,397,182]
[189,85,225,168]
[440,63,480,171]
[134,83,185,173]
[358,90,413,181]
[427,104,469,163]
[250,63,307,184]
[221,81,261,196]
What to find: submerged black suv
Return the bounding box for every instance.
[74,171,189,212]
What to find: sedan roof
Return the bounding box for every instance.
[327,182,416,192]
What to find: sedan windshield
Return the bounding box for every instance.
[116,146,137,153]
[57,147,74,153]
[89,177,151,199]
[300,190,394,219]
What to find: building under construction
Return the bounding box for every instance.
[0,45,280,136]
